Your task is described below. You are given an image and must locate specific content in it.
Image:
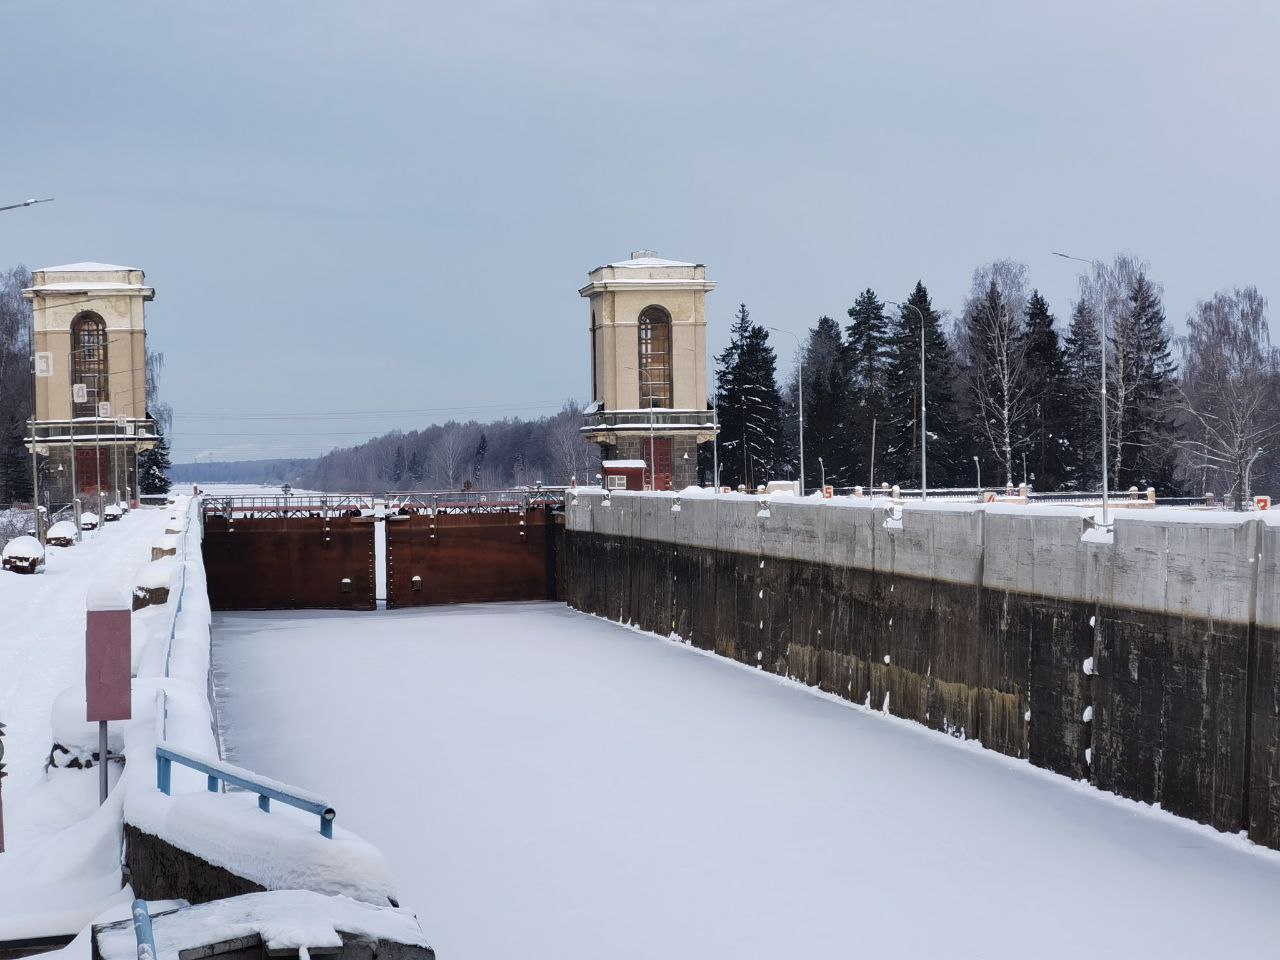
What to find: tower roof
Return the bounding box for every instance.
[37,261,141,273]
[606,251,699,269]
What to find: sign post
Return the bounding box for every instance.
[86,586,132,804]
[0,720,7,852]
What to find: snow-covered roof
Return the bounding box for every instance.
[602,459,646,469]
[608,255,697,268]
[37,261,140,273]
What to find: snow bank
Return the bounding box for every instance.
[95,891,428,960]
[2,534,44,560]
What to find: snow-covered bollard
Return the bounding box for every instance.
[46,520,78,547]
[133,559,175,610]
[2,535,46,574]
[103,504,123,523]
[81,511,100,531]
[151,534,180,561]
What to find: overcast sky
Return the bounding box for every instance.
[2,1,1276,462]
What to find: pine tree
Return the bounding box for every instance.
[1020,291,1073,490]
[471,432,488,484]
[406,449,424,486]
[1063,301,1103,490]
[880,283,964,488]
[1116,273,1172,491]
[791,316,848,488]
[139,429,172,495]
[715,304,783,489]
[0,414,32,502]
[843,289,890,484]
[388,445,406,486]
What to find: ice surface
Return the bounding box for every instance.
[213,603,1280,960]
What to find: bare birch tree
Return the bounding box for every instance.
[957,260,1031,487]
[1174,287,1278,508]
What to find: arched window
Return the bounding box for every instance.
[71,313,108,419]
[638,305,672,408]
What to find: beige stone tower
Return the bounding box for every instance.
[24,263,157,508]
[579,251,717,490]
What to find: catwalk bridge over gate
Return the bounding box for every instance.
[201,490,565,610]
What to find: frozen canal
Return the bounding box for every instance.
[213,602,1280,959]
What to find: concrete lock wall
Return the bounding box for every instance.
[562,490,1280,847]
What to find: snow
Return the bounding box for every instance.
[607,256,696,268]
[213,603,1280,959]
[135,557,176,591]
[25,282,151,293]
[601,459,646,469]
[2,534,44,560]
[37,262,140,273]
[47,521,78,541]
[94,891,428,960]
[86,583,130,611]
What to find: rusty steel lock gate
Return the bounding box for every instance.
[384,492,560,608]
[202,495,377,611]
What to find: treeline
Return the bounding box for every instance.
[170,458,315,486]
[714,254,1279,506]
[299,402,600,492]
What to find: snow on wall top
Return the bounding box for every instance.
[95,890,429,960]
[86,584,131,611]
[36,261,140,273]
[602,460,646,469]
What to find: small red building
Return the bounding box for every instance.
[601,459,646,492]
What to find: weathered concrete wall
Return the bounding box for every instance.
[125,823,266,904]
[563,490,1277,846]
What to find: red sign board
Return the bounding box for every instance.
[86,608,132,722]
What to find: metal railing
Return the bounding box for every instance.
[201,494,376,519]
[131,899,158,960]
[156,745,336,838]
[581,409,716,431]
[385,488,567,515]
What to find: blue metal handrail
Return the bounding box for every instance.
[131,899,158,960]
[156,745,336,838]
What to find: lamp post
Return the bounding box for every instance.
[818,457,825,492]
[5,196,55,544]
[973,455,981,495]
[766,327,804,494]
[886,301,928,500]
[1052,252,1110,527]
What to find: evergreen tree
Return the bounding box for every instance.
[139,429,172,495]
[0,414,32,502]
[880,283,965,488]
[791,316,848,489]
[1116,273,1172,491]
[388,445,406,486]
[471,432,488,484]
[406,449,424,486]
[843,289,890,484]
[715,304,783,489]
[1020,291,1073,490]
[1063,301,1103,490]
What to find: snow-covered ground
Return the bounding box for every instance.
[0,506,170,855]
[212,603,1280,959]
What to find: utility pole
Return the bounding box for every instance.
[887,301,928,500]
[1053,252,1111,527]
[767,327,804,494]
[869,418,877,493]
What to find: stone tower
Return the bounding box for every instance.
[24,263,157,509]
[579,251,717,490]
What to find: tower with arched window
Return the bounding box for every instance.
[24,263,157,509]
[579,252,717,490]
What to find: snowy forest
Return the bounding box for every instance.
[716,254,1280,507]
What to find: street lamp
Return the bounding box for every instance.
[766,326,804,494]
[0,197,53,213]
[973,455,981,495]
[885,300,928,501]
[818,456,825,491]
[1052,251,1110,527]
